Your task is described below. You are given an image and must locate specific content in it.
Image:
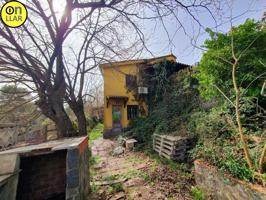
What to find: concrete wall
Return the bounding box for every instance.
[194,160,266,200]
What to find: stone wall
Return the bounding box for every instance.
[194,160,266,200]
[66,138,89,200]
[17,150,67,200]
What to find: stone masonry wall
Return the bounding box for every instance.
[66,137,89,200]
[194,160,266,200]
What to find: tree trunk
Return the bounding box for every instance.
[53,106,77,138]
[68,99,87,136]
[37,95,78,138]
[232,60,254,169]
[76,109,87,136]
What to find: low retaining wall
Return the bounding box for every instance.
[194,160,266,200]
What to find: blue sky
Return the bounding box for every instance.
[146,0,266,65]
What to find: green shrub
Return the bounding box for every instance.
[189,108,257,182]
[191,186,205,200]
[222,158,254,182]
[86,116,99,132]
[195,19,266,102]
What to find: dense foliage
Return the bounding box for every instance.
[127,19,266,185]
[191,19,266,183]
[126,61,198,146]
[196,19,266,104]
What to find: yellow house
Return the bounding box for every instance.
[100,54,176,137]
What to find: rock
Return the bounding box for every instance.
[116,136,125,146]
[112,146,125,156]
[125,139,137,150]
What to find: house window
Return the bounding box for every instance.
[125,74,137,89]
[127,105,138,120]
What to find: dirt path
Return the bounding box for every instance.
[90,138,194,200]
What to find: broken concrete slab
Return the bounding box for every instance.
[125,139,137,150]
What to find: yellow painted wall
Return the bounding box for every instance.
[101,55,176,130]
[102,64,138,129]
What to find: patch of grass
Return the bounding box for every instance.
[90,155,101,166]
[107,183,124,194]
[103,169,141,182]
[166,198,174,200]
[191,186,205,200]
[127,196,134,200]
[88,148,101,178]
[141,171,159,184]
[89,123,104,142]
[107,185,114,194]
[144,148,192,172]
[142,172,153,183]
[127,156,144,164]
[90,182,100,194]
[120,169,141,179]
[103,175,118,182]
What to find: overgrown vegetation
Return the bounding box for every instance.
[191,18,266,184]
[126,18,266,186]
[90,123,104,142]
[191,186,205,200]
[126,61,198,146]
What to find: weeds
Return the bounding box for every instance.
[89,123,104,142]
[107,183,124,194]
[191,186,205,200]
[90,182,100,194]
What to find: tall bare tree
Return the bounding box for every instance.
[0,0,221,137]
